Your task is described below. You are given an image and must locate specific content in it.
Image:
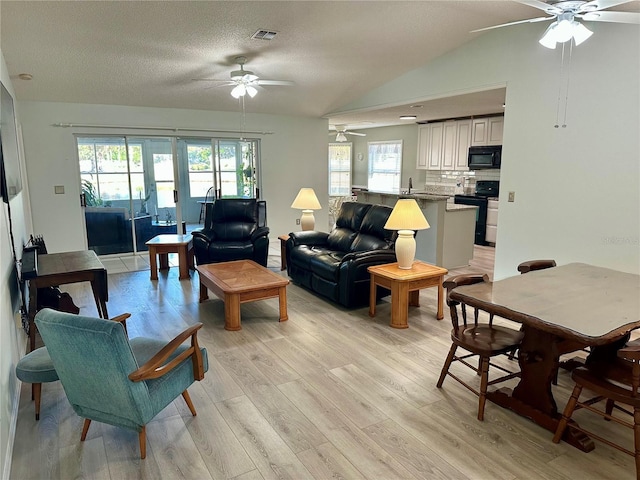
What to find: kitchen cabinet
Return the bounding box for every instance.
[417,121,460,170]
[485,199,499,244]
[454,119,472,171]
[418,117,494,170]
[471,117,504,146]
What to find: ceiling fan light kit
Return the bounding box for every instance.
[539,12,593,48]
[336,132,348,142]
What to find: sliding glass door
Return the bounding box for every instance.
[77,135,260,256]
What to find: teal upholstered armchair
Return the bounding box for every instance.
[35,308,208,459]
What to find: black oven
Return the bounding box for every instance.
[468,145,501,169]
[454,181,499,246]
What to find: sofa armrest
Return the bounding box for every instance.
[288,230,330,247]
[192,229,216,243]
[251,226,270,242]
[341,249,397,265]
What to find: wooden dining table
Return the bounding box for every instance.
[449,263,640,451]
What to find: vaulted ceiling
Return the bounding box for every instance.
[1,1,634,129]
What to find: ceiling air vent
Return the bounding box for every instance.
[251,30,278,41]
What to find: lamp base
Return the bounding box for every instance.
[300,210,315,231]
[395,230,416,269]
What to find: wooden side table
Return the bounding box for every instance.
[146,234,194,280]
[368,261,448,328]
[278,234,290,271]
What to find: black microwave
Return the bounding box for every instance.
[468,145,502,169]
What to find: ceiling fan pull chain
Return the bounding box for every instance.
[561,40,575,128]
[554,42,566,128]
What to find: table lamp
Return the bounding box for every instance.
[384,199,430,269]
[291,188,322,231]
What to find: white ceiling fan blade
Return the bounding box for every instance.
[515,0,564,14]
[256,79,295,86]
[346,131,366,137]
[582,10,640,23]
[581,0,637,12]
[471,16,553,33]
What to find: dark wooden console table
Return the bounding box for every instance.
[27,250,108,351]
[449,263,640,451]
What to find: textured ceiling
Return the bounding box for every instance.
[1,1,631,129]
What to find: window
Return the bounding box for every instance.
[367,140,402,193]
[328,143,352,196]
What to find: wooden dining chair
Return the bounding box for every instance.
[437,274,525,420]
[553,340,640,478]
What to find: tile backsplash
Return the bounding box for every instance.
[424,169,501,195]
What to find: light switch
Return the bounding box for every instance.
[54,185,65,194]
[508,191,515,202]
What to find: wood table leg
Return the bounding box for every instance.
[177,245,189,280]
[390,282,409,329]
[159,253,169,271]
[224,293,242,331]
[436,277,444,320]
[188,247,195,270]
[278,286,288,322]
[90,280,108,318]
[199,281,209,302]
[369,274,377,317]
[409,290,420,307]
[28,283,37,352]
[148,247,158,280]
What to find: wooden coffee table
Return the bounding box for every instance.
[197,260,290,331]
[146,234,194,280]
[368,261,448,329]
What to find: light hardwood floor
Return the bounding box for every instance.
[10,246,635,479]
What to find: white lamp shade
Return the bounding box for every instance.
[291,188,322,210]
[384,199,430,231]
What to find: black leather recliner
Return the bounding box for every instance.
[192,198,270,267]
[286,202,397,308]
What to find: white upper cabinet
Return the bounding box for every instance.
[427,122,445,169]
[416,125,430,169]
[418,116,503,170]
[441,122,457,170]
[455,119,472,171]
[471,117,504,146]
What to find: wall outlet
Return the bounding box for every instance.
[508,191,515,202]
[296,219,300,225]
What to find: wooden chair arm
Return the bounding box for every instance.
[128,323,204,382]
[443,274,489,291]
[110,313,131,334]
[618,342,640,361]
[517,260,556,274]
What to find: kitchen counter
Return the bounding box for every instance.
[355,191,476,269]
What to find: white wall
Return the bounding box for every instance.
[0,50,31,480]
[332,22,640,279]
[17,102,329,253]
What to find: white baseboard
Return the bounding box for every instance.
[3,333,27,480]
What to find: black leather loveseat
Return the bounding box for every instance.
[192,198,270,267]
[286,202,397,308]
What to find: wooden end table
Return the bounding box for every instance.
[368,261,448,329]
[146,234,194,280]
[278,234,290,270]
[197,260,290,331]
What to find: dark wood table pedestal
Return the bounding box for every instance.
[487,326,595,451]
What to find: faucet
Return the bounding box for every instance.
[408,177,413,194]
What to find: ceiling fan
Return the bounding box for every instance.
[193,56,294,98]
[473,0,640,48]
[329,125,367,142]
